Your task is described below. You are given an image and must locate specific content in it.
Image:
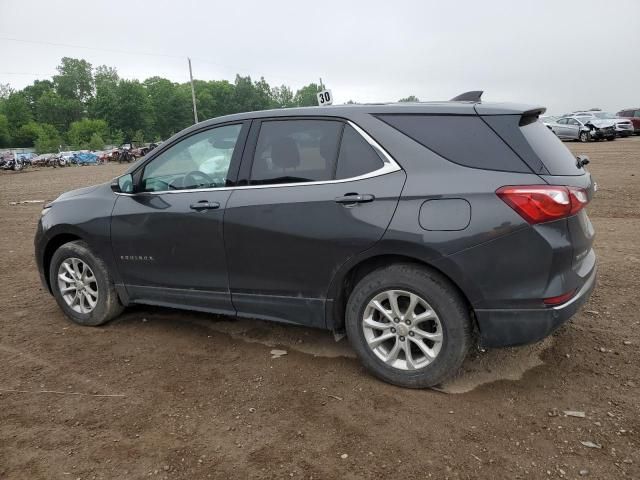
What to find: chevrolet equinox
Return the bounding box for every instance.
[35,94,597,387]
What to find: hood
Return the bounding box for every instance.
[52,184,103,203]
[613,118,633,125]
[584,119,615,128]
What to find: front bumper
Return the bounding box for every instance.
[474,266,597,348]
[591,129,615,140]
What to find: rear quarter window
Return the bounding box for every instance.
[519,120,581,176]
[377,114,532,173]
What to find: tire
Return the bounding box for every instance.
[49,240,124,326]
[579,131,590,142]
[345,263,471,388]
[606,136,615,141]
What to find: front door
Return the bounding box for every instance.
[111,122,248,315]
[566,118,581,139]
[224,118,406,327]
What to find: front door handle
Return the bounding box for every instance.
[334,193,375,205]
[190,200,220,211]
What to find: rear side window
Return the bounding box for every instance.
[250,120,342,185]
[519,120,581,175]
[335,125,383,179]
[377,114,531,173]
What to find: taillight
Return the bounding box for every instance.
[544,289,576,306]
[496,185,589,224]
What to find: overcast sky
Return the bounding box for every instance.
[1,0,639,114]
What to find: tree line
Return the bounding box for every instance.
[0,57,341,153]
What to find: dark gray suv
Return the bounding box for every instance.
[35,97,596,388]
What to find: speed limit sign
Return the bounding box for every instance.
[317,89,333,106]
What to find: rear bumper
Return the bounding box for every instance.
[475,265,597,348]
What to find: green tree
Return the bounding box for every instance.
[67,118,109,148]
[13,121,44,147]
[94,65,119,87]
[398,95,419,102]
[272,85,295,108]
[0,83,12,99]
[36,90,82,131]
[22,80,54,118]
[132,129,145,146]
[0,114,11,147]
[53,57,94,103]
[145,76,191,138]
[113,80,152,141]
[34,125,62,154]
[3,93,33,131]
[88,132,105,150]
[294,83,321,107]
[109,129,124,147]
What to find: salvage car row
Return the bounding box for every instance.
[0,143,160,171]
[541,108,639,142]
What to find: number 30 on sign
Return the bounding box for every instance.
[317,89,333,106]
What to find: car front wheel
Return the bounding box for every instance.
[345,263,471,388]
[49,240,124,326]
[579,131,591,142]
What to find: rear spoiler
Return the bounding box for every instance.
[450,90,483,102]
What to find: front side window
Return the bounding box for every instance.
[557,118,567,124]
[142,124,242,192]
[634,110,640,118]
[250,120,342,185]
[567,118,580,125]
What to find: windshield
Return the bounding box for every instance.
[593,112,615,119]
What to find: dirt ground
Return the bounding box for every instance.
[0,138,638,480]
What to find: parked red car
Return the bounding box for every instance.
[617,108,640,135]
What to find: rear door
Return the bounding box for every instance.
[224,118,405,327]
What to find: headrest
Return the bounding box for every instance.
[271,137,300,169]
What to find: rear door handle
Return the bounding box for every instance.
[190,201,220,211]
[334,193,375,205]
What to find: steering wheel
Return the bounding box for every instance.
[183,170,215,189]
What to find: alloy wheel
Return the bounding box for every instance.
[57,258,99,314]
[362,289,443,370]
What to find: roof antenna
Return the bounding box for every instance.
[450,91,483,102]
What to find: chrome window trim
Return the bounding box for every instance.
[115,120,402,196]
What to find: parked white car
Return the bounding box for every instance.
[573,111,634,137]
[549,116,616,142]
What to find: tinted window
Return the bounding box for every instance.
[377,114,531,173]
[520,121,581,176]
[142,124,242,191]
[635,110,640,118]
[557,118,567,124]
[335,125,383,179]
[251,120,342,185]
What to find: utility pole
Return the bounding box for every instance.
[319,77,324,90]
[188,57,198,124]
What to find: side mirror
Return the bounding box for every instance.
[111,173,134,193]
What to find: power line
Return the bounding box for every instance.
[0,72,56,76]
[0,36,185,60]
[0,36,325,89]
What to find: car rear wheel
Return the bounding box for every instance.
[345,263,471,388]
[579,131,590,142]
[49,240,124,326]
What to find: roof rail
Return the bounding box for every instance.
[450,90,483,102]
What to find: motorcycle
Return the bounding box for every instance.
[117,148,135,163]
[1,157,24,171]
